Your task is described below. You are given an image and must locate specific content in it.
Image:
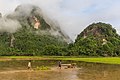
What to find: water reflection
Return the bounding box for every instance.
[0,60,120,80]
[77,62,120,80]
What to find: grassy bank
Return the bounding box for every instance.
[57,57,120,64]
[0,56,120,64]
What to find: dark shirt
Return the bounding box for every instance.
[58,61,61,67]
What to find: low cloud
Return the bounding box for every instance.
[0,17,21,33]
[0,0,120,40]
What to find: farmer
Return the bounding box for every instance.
[58,60,62,69]
[28,60,32,69]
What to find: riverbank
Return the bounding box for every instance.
[0,56,120,64]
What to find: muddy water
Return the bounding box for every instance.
[0,60,120,80]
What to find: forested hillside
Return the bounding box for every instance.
[0,4,70,56]
[1,5,120,57]
[69,22,120,56]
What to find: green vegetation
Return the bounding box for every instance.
[1,8,120,58]
[55,57,120,64]
[70,22,120,56]
[0,5,68,56]
[35,65,51,70]
[0,56,120,64]
[0,28,68,56]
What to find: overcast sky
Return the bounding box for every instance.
[0,0,120,41]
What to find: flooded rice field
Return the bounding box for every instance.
[0,60,120,80]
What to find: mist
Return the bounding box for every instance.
[0,16,21,33]
[0,0,120,41]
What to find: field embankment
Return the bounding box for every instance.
[0,56,120,64]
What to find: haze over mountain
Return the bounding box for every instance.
[0,4,72,43]
[0,4,71,55]
[1,0,120,41]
